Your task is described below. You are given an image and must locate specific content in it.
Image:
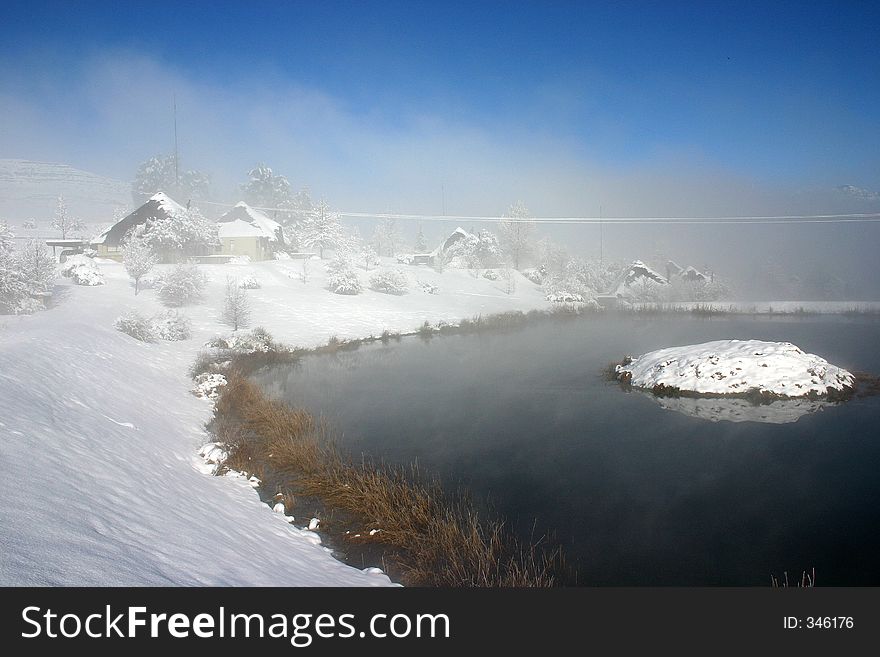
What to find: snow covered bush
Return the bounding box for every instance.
[20,219,37,230]
[210,326,281,353]
[238,274,261,289]
[192,373,227,400]
[523,267,545,285]
[326,256,361,295]
[157,264,207,306]
[546,291,585,303]
[60,255,104,286]
[150,310,192,341]
[396,253,415,265]
[417,280,439,294]
[370,269,408,295]
[114,311,156,342]
[482,269,499,280]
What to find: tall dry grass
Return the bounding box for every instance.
[214,371,560,586]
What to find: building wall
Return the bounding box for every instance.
[95,244,123,261]
[219,236,270,261]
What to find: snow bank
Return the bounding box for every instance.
[617,339,854,398]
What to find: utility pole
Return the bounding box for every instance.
[173,93,180,193]
[599,204,604,263]
[441,183,446,217]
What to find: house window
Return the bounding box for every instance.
[229,240,235,252]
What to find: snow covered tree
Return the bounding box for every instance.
[20,219,37,230]
[144,206,219,260]
[360,243,379,271]
[499,201,535,270]
[0,220,13,254]
[414,224,428,252]
[221,276,251,332]
[241,163,291,208]
[372,218,401,257]
[475,229,501,267]
[299,200,343,259]
[52,196,85,239]
[122,228,158,295]
[16,240,56,296]
[133,155,210,205]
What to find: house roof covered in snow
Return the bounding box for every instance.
[91,192,187,246]
[431,227,475,255]
[217,218,266,239]
[218,202,283,242]
[680,265,708,282]
[609,260,668,296]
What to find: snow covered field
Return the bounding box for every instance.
[0,258,549,586]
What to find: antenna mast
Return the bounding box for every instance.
[173,93,180,191]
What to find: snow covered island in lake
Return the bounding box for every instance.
[616,339,855,401]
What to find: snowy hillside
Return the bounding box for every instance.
[0,258,549,585]
[0,159,130,224]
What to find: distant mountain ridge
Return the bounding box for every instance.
[0,159,131,224]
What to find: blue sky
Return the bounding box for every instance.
[1,0,879,215]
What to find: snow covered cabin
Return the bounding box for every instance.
[606,260,669,298]
[215,202,283,261]
[91,192,188,261]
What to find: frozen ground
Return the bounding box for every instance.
[0,257,548,586]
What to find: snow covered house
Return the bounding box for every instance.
[215,202,283,261]
[680,265,709,283]
[607,260,669,298]
[91,192,189,261]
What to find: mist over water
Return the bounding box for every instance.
[255,315,880,585]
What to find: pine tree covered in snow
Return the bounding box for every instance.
[51,195,85,239]
[326,255,361,295]
[299,200,343,259]
[414,225,428,252]
[221,277,251,332]
[0,226,30,314]
[16,240,56,296]
[133,155,210,205]
[499,200,535,270]
[122,228,158,295]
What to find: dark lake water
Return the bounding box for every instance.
[254,315,880,585]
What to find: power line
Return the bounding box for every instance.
[197,199,880,225]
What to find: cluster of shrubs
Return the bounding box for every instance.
[114,309,192,343]
[207,326,282,354]
[238,274,261,289]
